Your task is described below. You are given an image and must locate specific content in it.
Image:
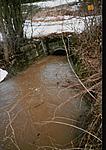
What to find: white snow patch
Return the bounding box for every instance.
[70,4,80,11]
[0,33,3,42]
[22,11,27,14]
[22,0,79,8]
[0,69,8,82]
[24,15,101,38]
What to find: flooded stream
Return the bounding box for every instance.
[0,56,89,150]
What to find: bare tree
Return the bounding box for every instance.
[0,0,23,63]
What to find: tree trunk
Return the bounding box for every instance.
[0,0,23,62]
[0,2,9,62]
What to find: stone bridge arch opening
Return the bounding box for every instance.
[52,48,66,56]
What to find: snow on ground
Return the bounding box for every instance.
[70,4,80,11]
[24,17,84,38]
[0,33,3,42]
[0,15,102,41]
[0,69,8,82]
[24,15,102,38]
[22,0,79,8]
[33,15,73,21]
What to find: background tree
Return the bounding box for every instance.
[0,0,23,63]
[0,0,50,63]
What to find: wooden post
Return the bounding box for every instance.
[41,40,47,55]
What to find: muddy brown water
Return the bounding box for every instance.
[0,56,89,150]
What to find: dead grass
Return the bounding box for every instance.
[63,17,102,149]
